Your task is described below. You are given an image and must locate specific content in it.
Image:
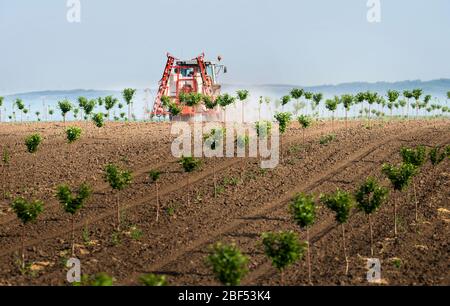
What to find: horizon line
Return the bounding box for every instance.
[2,77,450,97]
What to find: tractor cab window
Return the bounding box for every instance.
[206,65,214,77]
[180,67,195,78]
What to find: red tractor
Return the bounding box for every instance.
[151,53,227,120]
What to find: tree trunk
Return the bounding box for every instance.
[345,109,348,129]
[116,192,121,231]
[369,214,374,257]
[213,161,217,198]
[307,227,312,285]
[131,102,134,121]
[223,107,226,125]
[302,129,305,144]
[71,214,75,257]
[341,224,349,275]
[394,196,397,238]
[413,181,418,222]
[280,135,283,164]
[407,100,410,119]
[241,101,245,123]
[156,182,160,223]
[21,225,25,270]
[187,176,190,206]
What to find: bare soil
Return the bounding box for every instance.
[0,119,448,286]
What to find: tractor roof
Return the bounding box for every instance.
[176,60,213,66]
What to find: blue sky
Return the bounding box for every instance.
[0,0,449,94]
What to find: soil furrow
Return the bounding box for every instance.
[1,120,448,285]
[0,122,349,257]
[120,122,445,284]
[149,125,448,285]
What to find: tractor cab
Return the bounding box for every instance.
[151,53,226,120]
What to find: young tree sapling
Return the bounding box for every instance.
[203,128,224,197]
[281,95,291,112]
[216,94,235,124]
[58,99,73,124]
[179,156,201,205]
[66,126,82,144]
[11,197,44,269]
[78,97,88,120]
[274,112,292,163]
[74,273,114,286]
[355,177,389,256]
[255,121,272,139]
[92,113,104,128]
[261,231,305,284]
[429,146,447,166]
[139,274,168,286]
[236,90,249,123]
[104,164,132,230]
[400,146,427,220]
[206,242,249,286]
[382,163,417,237]
[104,96,118,120]
[341,94,354,128]
[149,170,162,222]
[123,88,137,121]
[325,99,338,129]
[289,193,316,284]
[320,189,354,275]
[168,102,182,118]
[56,183,92,256]
[25,134,42,154]
[297,115,313,144]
